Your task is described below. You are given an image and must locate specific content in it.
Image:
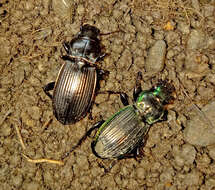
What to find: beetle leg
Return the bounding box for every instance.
[97,69,109,80]
[117,143,145,161]
[98,160,117,174]
[61,55,73,61]
[88,111,94,120]
[91,120,105,130]
[133,71,143,101]
[95,53,107,62]
[43,82,55,99]
[62,120,105,160]
[97,90,122,95]
[62,42,71,54]
[161,110,168,121]
[120,93,129,106]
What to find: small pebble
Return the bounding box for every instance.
[208,146,215,160]
[177,22,190,34]
[52,0,73,19]
[1,123,12,137]
[25,182,40,190]
[145,40,166,73]
[187,30,206,51]
[183,171,200,186]
[173,144,196,167]
[184,101,215,146]
[12,174,23,188]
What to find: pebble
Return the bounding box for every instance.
[177,22,190,34]
[208,146,215,160]
[0,147,5,155]
[145,40,166,73]
[205,178,215,189]
[1,123,12,137]
[76,154,89,170]
[191,0,200,12]
[206,36,215,50]
[184,101,215,146]
[0,37,11,57]
[52,0,73,19]
[206,73,215,85]
[14,67,25,86]
[27,106,41,120]
[136,167,146,179]
[184,52,209,78]
[159,168,175,182]
[12,174,23,188]
[187,30,206,51]
[25,1,34,11]
[183,170,200,186]
[165,31,179,44]
[203,5,215,17]
[24,182,40,190]
[173,144,196,167]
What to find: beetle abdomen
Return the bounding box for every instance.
[93,106,150,159]
[53,60,97,124]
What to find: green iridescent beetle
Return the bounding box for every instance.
[62,72,175,160]
[91,72,175,159]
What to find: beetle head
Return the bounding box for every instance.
[152,81,175,105]
[79,24,100,39]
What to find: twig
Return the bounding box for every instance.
[22,154,64,165]
[42,118,53,131]
[14,124,26,150]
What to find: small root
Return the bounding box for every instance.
[22,154,64,165]
[14,124,26,150]
[42,118,53,131]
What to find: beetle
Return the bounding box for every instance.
[43,24,107,125]
[91,72,175,159]
[63,72,175,160]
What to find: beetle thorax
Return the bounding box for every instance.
[135,91,164,125]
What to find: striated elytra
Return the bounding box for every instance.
[52,60,97,124]
[43,25,106,125]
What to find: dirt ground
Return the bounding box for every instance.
[0,0,215,189]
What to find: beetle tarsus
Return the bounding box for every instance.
[133,71,143,101]
[97,69,109,80]
[161,110,168,121]
[91,120,105,129]
[63,42,71,54]
[61,55,73,61]
[95,53,107,62]
[98,160,117,175]
[120,93,129,106]
[43,82,55,99]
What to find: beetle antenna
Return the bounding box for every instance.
[100,29,124,36]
